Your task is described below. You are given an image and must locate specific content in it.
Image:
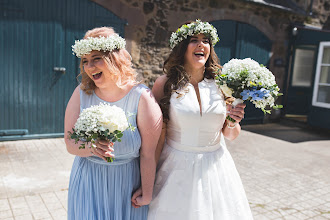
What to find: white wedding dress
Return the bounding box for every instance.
[148,79,253,220]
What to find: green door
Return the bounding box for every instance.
[211,20,272,124]
[285,45,317,115]
[0,0,126,140]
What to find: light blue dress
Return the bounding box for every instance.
[68,84,148,220]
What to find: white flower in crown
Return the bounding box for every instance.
[72,34,126,57]
[169,19,219,49]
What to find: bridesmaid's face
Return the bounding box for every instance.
[184,34,210,70]
[82,51,112,88]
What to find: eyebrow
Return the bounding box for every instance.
[82,54,102,60]
[191,36,208,40]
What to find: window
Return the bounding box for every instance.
[312,42,330,108]
[291,47,316,87]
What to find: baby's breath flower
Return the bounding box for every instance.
[74,103,129,135]
[68,103,135,162]
[72,34,126,58]
[215,58,283,115]
[169,19,219,49]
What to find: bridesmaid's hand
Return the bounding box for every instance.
[131,187,151,208]
[131,188,142,208]
[226,103,246,124]
[90,139,114,162]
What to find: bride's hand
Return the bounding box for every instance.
[226,103,246,124]
[131,187,152,208]
[90,139,114,162]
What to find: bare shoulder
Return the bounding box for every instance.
[72,85,80,98]
[66,85,80,107]
[64,85,81,134]
[153,75,168,88]
[65,85,80,112]
[137,85,162,124]
[152,75,168,102]
[139,86,157,106]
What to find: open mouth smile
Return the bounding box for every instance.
[194,52,205,57]
[92,72,102,80]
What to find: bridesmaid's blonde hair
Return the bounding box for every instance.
[79,27,137,94]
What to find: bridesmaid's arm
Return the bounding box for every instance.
[64,86,112,161]
[133,88,162,206]
[64,86,93,157]
[222,103,246,141]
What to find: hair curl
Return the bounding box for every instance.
[160,34,222,122]
[78,27,137,94]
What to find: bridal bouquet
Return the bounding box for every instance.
[68,103,134,162]
[215,58,283,122]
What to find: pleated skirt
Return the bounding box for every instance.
[68,156,148,220]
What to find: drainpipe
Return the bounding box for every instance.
[308,0,314,16]
[282,26,298,117]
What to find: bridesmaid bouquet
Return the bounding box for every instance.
[68,102,135,162]
[215,58,283,122]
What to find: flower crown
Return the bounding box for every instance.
[169,19,219,49]
[72,34,126,57]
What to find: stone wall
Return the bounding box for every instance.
[93,0,329,89]
[312,0,330,28]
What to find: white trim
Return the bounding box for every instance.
[319,83,330,86]
[312,42,330,109]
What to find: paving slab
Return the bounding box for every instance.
[0,122,329,219]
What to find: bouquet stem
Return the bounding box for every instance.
[227,98,244,123]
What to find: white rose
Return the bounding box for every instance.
[98,105,129,132]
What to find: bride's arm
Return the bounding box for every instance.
[222,103,246,141]
[151,75,167,163]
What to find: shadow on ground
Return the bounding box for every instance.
[241,119,330,143]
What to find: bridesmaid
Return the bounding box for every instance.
[64,27,162,219]
[145,20,254,219]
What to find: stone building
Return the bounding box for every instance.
[1,0,329,140]
[94,0,330,127]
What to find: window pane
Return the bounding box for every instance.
[292,49,315,87]
[322,47,330,64]
[317,85,330,104]
[320,66,330,83]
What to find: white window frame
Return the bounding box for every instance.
[312,42,330,108]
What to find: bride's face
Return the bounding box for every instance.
[184,34,210,70]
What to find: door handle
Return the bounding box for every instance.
[53,67,66,74]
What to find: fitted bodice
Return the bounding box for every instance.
[166,79,227,152]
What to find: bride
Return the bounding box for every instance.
[142,20,254,219]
